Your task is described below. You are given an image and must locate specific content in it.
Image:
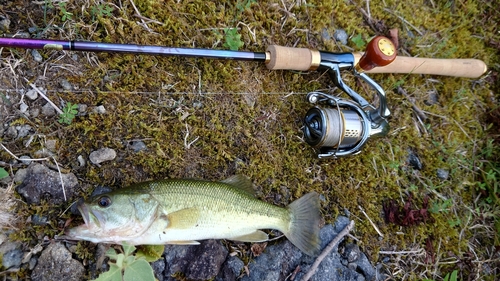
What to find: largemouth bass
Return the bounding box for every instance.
[64,175,322,256]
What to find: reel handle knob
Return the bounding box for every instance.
[355,36,396,72]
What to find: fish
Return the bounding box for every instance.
[63,175,322,256]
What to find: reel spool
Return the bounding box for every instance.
[302,36,396,159]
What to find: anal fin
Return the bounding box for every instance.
[230,230,268,242]
[167,240,200,245]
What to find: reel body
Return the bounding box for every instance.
[302,37,395,158]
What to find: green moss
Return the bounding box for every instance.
[1,0,499,279]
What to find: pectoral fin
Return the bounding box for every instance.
[231,230,268,242]
[167,240,200,245]
[166,208,200,230]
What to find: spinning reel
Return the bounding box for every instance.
[300,37,396,158]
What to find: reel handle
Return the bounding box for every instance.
[355,36,397,72]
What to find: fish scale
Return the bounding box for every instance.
[64,176,322,256]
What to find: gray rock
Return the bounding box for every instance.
[129,140,147,152]
[13,168,28,183]
[93,105,107,114]
[20,102,29,113]
[16,124,32,138]
[16,163,78,205]
[31,49,43,62]
[60,79,72,91]
[42,102,56,116]
[2,248,23,269]
[31,214,48,225]
[344,243,361,263]
[29,256,38,270]
[152,258,166,281]
[78,104,87,113]
[215,255,244,281]
[321,28,331,40]
[163,240,228,281]
[0,15,10,32]
[26,89,38,100]
[30,107,40,118]
[437,169,449,180]
[89,148,116,164]
[333,29,348,45]
[6,126,17,139]
[19,155,32,165]
[406,149,422,170]
[241,216,368,281]
[31,243,85,281]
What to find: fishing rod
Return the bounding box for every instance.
[0,36,487,158]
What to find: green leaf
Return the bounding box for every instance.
[224,28,244,51]
[115,253,125,268]
[94,264,123,281]
[123,259,156,281]
[135,245,165,262]
[105,247,119,260]
[122,243,136,257]
[351,34,366,49]
[0,168,8,179]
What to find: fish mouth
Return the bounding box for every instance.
[76,201,103,229]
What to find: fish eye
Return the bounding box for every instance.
[97,196,112,208]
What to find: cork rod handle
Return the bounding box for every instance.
[353,53,487,78]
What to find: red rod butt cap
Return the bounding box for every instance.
[356,36,397,72]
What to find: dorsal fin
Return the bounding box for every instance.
[220,175,256,197]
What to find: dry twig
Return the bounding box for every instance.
[300,220,355,281]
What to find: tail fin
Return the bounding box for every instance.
[285,192,321,256]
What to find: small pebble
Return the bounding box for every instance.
[45,139,57,151]
[42,103,56,116]
[59,79,72,91]
[16,124,32,138]
[78,104,88,113]
[321,28,331,41]
[19,155,32,165]
[93,105,107,114]
[0,15,10,32]
[29,256,38,271]
[6,126,17,139]
[333,29,348,45]
[30,108,40,118]
[20,102,29,113]
[31,214,48,225]
[89,147,116,164]
[26,89,38,100]
[129,140,147,152]
[31,49,43,62]
[437,169,449,180]
[28,26,38,34]
[2,248,23,269]
[77,155,86,167]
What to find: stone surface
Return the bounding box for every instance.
[162,239,228,281]
[16,163,78,205]
[215,255,244,281]
[31,243,85,281]
[407,149,423,170]
[89,147,116,165]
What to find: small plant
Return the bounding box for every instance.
[423,269,459,281]
[0,168,8,179]
[223,28,244,51]
[95,243,160,281]
[58,102,78,125]
[351,34,366,49]
[91,4,114,21]
[58,2,73,21]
